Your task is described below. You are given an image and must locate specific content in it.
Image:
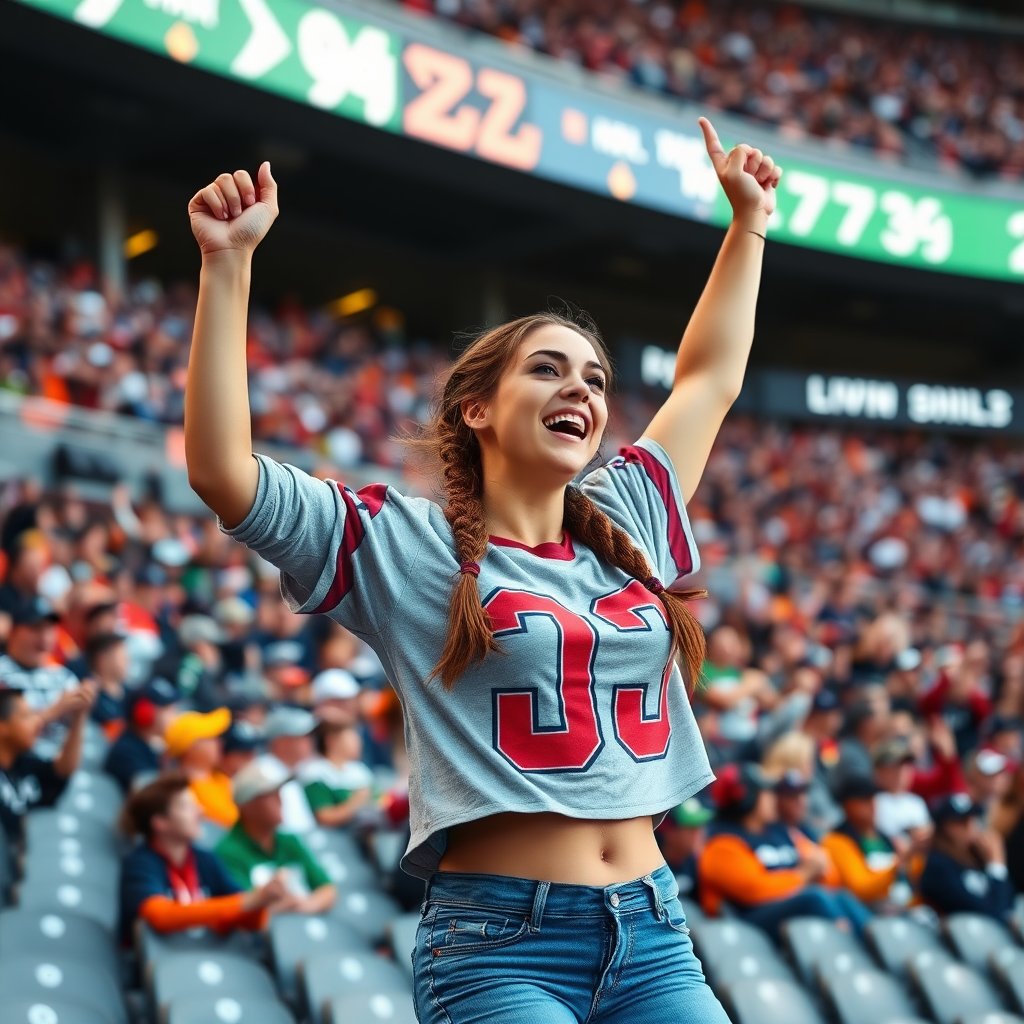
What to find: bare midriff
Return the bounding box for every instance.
[436,811,668,885]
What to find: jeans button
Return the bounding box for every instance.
[610,892,620,908]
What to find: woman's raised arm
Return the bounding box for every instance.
[643,118,782,504]
[185,162,279,528]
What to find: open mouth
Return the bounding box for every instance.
[542,412,588,440]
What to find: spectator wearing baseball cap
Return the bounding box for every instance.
[215,757,335,915]
[656,798,713,901]
[872,737,933,845]
[311,669,361,726]
[773,769,816,839]
[176,615,226,712]
[982,714,1023,773]
[918,793,1016,920]
[964,748,1012,822]
[261,643,312,705]
[119,772,290,945]
[103,677,179,793]
[219,720,263,779]
[301,714,374,830]
[165,708,237,827]
[263,706,318,833]
[698,763,866,941]
[801,688,844,833]
[85,632,130,737]
[822,776,916,911]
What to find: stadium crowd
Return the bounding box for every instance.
[1,244,1024,1011]
[410,0,1024,179]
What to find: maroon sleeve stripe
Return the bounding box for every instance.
[617,445,693,578]
[309,484,387,614]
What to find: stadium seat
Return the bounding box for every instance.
[989,946,1024,1013]
[327,990,418,1024]
[0,826,11,905]
[945,914,1017,974]
[0,955,127,1024]
[864,916,947,978]
[689,919,795,986]
[370,830,406,876]
[63,770,124,810]
[725,977,827,1024]
[21,849,120,895]
[304,830,363,863]
[15,877,117,934]
[318,850,378,889]
[0,909,120,983]
[958,1017,1024,1024]
[821,969,921,1024]
[0,998,112,1024]
[150,952,278,1018]
[329,890,403,943]
[165,995,297,1024]
[908,955,1005,1024]
[137,922,253,970]
[302,950,410,1024]
[387,913,419,979]
[780,917,874,987]
[23,810,117,855]
[269,914,369,1005]
[56,776,123,825]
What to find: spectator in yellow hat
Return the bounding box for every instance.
[165,708,237,827]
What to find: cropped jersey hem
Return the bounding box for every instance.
[400,767,716,880]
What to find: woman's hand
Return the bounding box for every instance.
[699,117,782,223]
[188,161,279,259]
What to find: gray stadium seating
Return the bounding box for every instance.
[370,830,406,876]
[23,811,117,855]
[387,913,419,979]
[689,919,795,986]
[780,917,873,987]
[958,1017,1024,1024]
[302,951,410,1024]
[0,909,120,983]
[318,850,378,889]
[0,827,11,906]
[15,877,117,933]
[989,946,1024,1013]
[945,914,1017,974]
[327,990,418,1024]
[165,995,297,1024]
[56,776,122,826]
[328,890,403,944]
[725,977,827,1024]
[137,923,253,971]
[150,952,278,1018]
[821,969,921,1024]
[269,914,369,1005]
[908,955,1005,1024]
[0,998,112,1024]
[864,916,947,978]
[0,955,127,1024]
[21,850,120,896]
[304,830,363,863]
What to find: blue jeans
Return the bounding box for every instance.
[411,863,730,1024]
[738,886,873,942]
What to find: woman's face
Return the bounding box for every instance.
[465,326,609,486]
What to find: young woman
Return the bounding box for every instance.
[185,118,781,1023]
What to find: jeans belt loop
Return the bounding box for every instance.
[642,873,664,920]
[529,880,550,933]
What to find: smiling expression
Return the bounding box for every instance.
[463,325,610,483]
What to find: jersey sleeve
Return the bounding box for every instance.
[221,453,429,636]
[578,437,700,588]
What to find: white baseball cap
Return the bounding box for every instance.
[312,669,360,703]
[232,756,292,806]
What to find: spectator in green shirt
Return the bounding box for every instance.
[301,709,375,829]
[215,756,336,915]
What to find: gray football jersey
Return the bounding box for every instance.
[223,437,714,878]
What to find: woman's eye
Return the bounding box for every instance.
[588,377,607,392]
[534,364,558,376]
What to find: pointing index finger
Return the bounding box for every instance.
[698,116,727,171]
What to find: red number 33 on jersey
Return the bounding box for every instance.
[485,581,673,772]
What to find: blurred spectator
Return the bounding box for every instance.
[176,615,225,712]
[0,598,83,741]
[963,748,1012,822]
[311,669,361,727]
[119,772,288,945]
[262,706,318,833]
[302,716,374,830]
[918,793,1016,919]
[85,632,130,734]
[831,699,890,792]
[998,764,1024,892]
[0,684,94,840]
[219,720,263,778]
[0,530,48,619]
[801,688,844,833]
[821,775,916,910]
[165,708,237,827]
[919,641,994,755]
[698,762,869,940]
[656,797,714,900]
[103,677,179,793]
[982,714,1023,772]
[773,769,816,839]
[215,758,335,914]
[872,737,933,845]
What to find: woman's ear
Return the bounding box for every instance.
[460,397,489,431]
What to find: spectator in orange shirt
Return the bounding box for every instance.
[165,708,237,827]
[698,762,871,940]
[822,775,917,912]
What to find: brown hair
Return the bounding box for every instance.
[120,771,191,839]
[416,311,707,694]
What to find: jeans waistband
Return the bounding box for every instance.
[423,862,679,923]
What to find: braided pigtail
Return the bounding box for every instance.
[433,429,502,690]
[563,487,707,698]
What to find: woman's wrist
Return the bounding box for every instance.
[731,209,770,236]
[200,248,253,278]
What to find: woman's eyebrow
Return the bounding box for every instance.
[526,349,606,374]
